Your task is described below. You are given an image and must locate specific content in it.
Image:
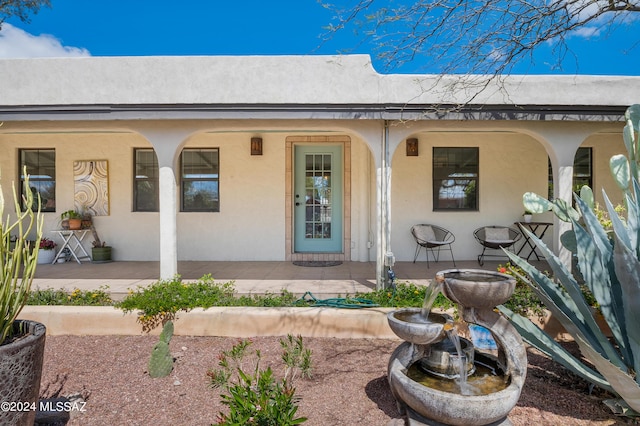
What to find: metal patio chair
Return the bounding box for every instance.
[474,225,522,266]
[411,224,456,268]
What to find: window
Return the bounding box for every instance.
[19,149,56,212]
[548,147,592,199]
[433,147,478,211]
[181,148,219,212]
[573,148,593,191]
[133,149,159,212]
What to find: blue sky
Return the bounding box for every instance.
[1,0,637,75]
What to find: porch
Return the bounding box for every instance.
[31,259,547,301]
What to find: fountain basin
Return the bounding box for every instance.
[387,309,452,345]
[389,342,524,426]
[439,269,516,309]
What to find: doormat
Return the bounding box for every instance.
[293,261,343,267]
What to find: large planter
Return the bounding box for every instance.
[37,249,56,265]
[0,320,46,426]
[92,246,112,263]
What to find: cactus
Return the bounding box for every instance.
[0,169,43,344]
[148,321,174,378]
[158,319,174,343]
[499,104,640,417]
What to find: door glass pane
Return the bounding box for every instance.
[304,153,333,239]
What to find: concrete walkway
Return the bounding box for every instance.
[31,259,537,300]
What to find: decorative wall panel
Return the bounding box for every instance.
[73,160,109,216]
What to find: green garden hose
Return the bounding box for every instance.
[295,291,379,309]
[294,268,396,309]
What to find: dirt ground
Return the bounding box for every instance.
[39,335,637,426]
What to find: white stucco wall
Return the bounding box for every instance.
[388,129,626,262]
[176,132,286,261]
[0,124,627,263]
[391,131,549,261]
[0,129,379,262]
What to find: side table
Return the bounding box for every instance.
[51,229,92,264]
[514,222,553,261]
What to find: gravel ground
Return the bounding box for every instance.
[39,335,635,426]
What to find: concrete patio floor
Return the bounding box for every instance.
[32,259,549,300]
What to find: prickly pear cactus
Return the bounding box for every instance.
[148,321,174,378]
[159,320,174,344]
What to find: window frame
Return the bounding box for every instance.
[133,148,159,212]
[19,148,56,213]
[432,147,479,212]
[180,148,220,212]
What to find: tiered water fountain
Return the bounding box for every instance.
[387,269,527,426]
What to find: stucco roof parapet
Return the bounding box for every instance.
[1,54,639,108]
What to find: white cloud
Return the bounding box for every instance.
[572,26,601,38]
[0,23,90,58]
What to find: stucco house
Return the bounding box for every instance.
[0,54,637,287]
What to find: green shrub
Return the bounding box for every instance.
[497,263,545,319]
[28,286,113,306]
[116,274,298,332]
[208,335,311,425]
[360,280,454,310]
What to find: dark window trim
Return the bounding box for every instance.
[19,148,56,213]
[133,148,159,212]
[180,148,220,213]
[432,147,479,212]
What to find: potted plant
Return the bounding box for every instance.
[90,226,112,263]
[0,170,47,426]
[37,237,57,264]
[522,210,533,223]
[60,209,82,230]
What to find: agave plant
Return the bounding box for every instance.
[497,104,640,417]
[0,169,43,344]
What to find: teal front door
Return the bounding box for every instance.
[294,145,343,253]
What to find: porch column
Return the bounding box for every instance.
[540,127,589,268]
[158,167,178,279]
[376,122,392,290]
[344,121,389,290]
[132,124,194,280]
[552,157,576,268]
[375,122,406,290]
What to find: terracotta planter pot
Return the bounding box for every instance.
[68,218,82,230]
[0,320,46,426]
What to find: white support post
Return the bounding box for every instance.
[132,123,193,280]
[376,122,393,290]
[158,166,178,279]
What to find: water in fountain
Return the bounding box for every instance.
[421,274,444,319]
[407,357,508,396]
[444,323,475,395]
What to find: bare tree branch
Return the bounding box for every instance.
[321,0,639,76]
[0,0,50,29]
